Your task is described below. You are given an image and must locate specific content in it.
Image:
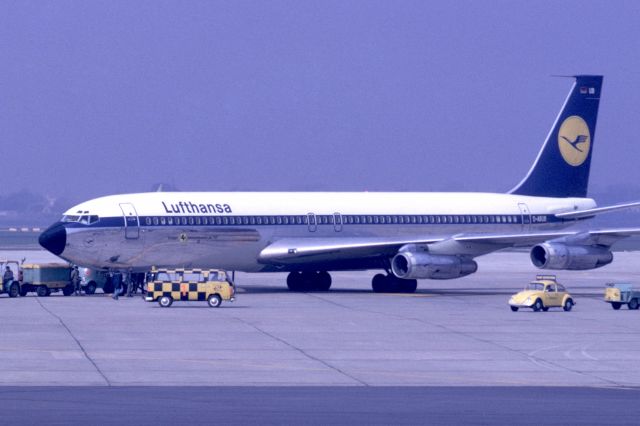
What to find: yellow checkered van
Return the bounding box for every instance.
[146,268,235,308]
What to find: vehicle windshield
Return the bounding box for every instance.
[526,282,545,291]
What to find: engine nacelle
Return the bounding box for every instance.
[530,243,613,270]
[391,252,478,280]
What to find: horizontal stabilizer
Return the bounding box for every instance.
[555,200,640,219]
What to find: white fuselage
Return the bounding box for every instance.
[53,191,595,272]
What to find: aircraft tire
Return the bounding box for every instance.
[315,271,332,291]
[400,279,418,293]
[372,274,387,293]
[287,272,307,292]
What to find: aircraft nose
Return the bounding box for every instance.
[39,222,67,256]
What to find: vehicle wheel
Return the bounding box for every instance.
[85,282,97,295]
[36,286,49,297]
[371,274,387,293]
[542,307,549,312]
[158,296,173,307]
[628,298,639,310]
[563,299,573,312]
[533,299,544,312]
[208,294,222,308]
[62,285,74,296]
[510,306,519,312]
[19,288,28,297]
[611,302,622,310]
[9,283,19,298]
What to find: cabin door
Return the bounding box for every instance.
[518,203,531,232]
[120,203,140,239]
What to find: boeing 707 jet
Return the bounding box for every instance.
[39,75,640,292]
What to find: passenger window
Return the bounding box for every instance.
[249,216,255,225]
[167,217,174,225]
[153,217,159,225]
[160,217,166,225]
[222,217,228,225]
[282,216,289,225]
[183,272,201,282]
[145,217,152,225]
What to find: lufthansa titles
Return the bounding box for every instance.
[162,201,232,214]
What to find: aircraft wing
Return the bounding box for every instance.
[258,236,444,265]
[258,228,640,266]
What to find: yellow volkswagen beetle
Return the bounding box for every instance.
[508,275,574,312]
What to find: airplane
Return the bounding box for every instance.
[39,75,640,293]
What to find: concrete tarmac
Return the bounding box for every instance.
[2,250,640,423]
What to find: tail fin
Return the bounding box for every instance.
[510,75,603,198]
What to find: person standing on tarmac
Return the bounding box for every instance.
[3,266,14,286]
[111,271,122,300]
[71,266,81,295]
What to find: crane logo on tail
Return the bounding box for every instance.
[558,115,590,166]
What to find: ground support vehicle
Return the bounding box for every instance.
[79,267,111,294]
[20,263,73,297]
[0,260,21,298]
[145,268,235,308]
[604,283,640,310]
[508,275,574,312]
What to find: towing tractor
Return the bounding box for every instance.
[604,283,640,310]
[0,260,21,298]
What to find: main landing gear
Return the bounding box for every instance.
[371,274,417,293]
[286,271,332,292]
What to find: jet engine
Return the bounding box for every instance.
[530,243,613,270]
[391,251,478,280]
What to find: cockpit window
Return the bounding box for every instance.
[62,215,99,224]
[62,215,81,223]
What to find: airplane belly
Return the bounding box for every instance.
[139,227,267,271]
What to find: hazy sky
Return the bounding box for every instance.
[2,0,639,203]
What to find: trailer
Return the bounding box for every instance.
[20,263,73,297]
[604,283,640,310]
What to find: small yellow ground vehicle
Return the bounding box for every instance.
[508,275,574,312]
[145,268,235,308]
[604,283,640,310]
